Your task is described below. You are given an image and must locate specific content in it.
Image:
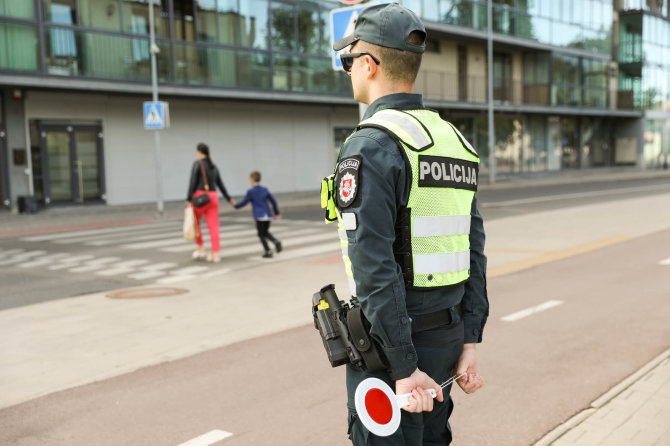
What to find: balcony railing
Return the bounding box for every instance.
[415,70,528,105]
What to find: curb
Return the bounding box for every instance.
[533,347,670,446]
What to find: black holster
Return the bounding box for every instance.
[312,284,386,372]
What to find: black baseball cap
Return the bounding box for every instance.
[333,2,426,53]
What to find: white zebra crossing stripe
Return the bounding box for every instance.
[138,262,177,271]
[0,249,26,257]
[169,266,211,275]
[48,255,95,270]
[69,257,122,273]
[95,259,150,276]
[18,253,71,268]
[0,250,46,266]
[123,225,291,250]
[161,227,327,253]
[20,223,168,242]
[156,275,199,284]
[128,271,167,280]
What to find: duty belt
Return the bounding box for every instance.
[414,305,461,332]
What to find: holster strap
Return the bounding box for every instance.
[414,305,461,332]
[347,307,386,372]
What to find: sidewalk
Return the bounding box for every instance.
[1,167,669,444]
[1,167,669,235]
[536,349,670,446]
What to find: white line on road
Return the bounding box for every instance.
[480,184,670,208]
[659,257,670,266]
[501,300,564,322]
[177,430,233,446]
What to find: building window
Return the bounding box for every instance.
[195,0,217,42]
[79,0,121,31]
[552,53,581,106]
[44,0,77,25]
[0,21,39,71]
[271,1,295,52]
[122,0,169,38]
[0,0,35,19]
[218,0,240,45]
[240,0,268,49]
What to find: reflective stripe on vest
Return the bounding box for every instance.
[338,221,357,296]
[412,215,471,237]
[358,109,479,289]
[320,172,358,296]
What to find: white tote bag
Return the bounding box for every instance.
[183,206,198,241]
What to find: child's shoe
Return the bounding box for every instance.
[274,241,283,253]
[262,251,273,258]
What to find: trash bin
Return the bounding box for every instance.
[17,196,38,214]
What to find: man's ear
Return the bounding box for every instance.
[365,55,378,79]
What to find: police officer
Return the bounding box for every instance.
[328,3,488,444]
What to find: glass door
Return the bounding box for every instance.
[74,129,103,201]
[37,123,105,205]
[0,91,8,208]
[44,129,74,203]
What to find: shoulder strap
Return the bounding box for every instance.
[199,160,210,191]
[357,109,434,152]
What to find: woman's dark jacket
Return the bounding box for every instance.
[186,160,232,202]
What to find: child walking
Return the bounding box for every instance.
[234,171,282,258]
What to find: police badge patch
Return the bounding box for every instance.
[336,155,362,208]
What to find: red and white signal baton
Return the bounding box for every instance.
[354,373,466,437]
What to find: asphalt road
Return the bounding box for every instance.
[1,228,668,446]
[1,177,669,445]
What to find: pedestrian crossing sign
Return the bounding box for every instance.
[329,4,370,71]
[143,101,169,130]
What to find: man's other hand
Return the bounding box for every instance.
[456,343,484,394]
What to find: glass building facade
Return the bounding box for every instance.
[0,0,349,93]
[0,0,668,209]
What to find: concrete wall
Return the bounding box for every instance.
[467,45,487,102]
[24,91,357,205]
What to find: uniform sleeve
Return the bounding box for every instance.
[186,161,199,201]
[462,196,489,343]
[340,132,417,381]
[215,168,231,202]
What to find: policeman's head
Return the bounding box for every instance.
[333,2,426,104]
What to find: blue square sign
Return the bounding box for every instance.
[329,4,370,71]
[143,101,169,130]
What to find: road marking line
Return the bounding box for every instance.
[488,236,632,278]
[177,430,233,446]
[501,300,564,322]
[660,257,670,266]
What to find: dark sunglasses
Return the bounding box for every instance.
[340,52,381,72]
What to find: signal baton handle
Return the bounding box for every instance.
[396,373,466,407]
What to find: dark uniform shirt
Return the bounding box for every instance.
[338,93,489,380]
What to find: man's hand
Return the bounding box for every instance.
[229,198,236,207]
[395,368,443,413]
[455,343,484,394]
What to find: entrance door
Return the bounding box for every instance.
[35,123,105,205]
[0,91,8,209]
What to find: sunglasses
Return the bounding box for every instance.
[340,52,381,72]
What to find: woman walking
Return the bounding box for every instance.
[186,143,235,263]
